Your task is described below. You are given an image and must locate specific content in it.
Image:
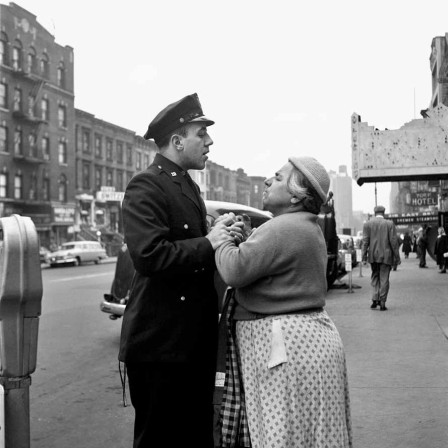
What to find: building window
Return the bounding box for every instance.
[117,142,123,163]
[106,139,113,161]
[82,163,90,189]
[14,128,22,155]
[57,62,65,89]
[12,40,22,71]
[42,177,50,201]
[42,136,50,160]
[14,173,22,199]
[144,154,150,168]
[106,170,113,186]
[58,175,67,202]
[27,47,37,73]
[0,35,7,66]
[28,95,36,117]
[254,185,259,194]
[29,174,37,200]
[126,144,133,166]
[0,173,7,198]
[13,88,22,111]
[95,167,102,190]
[0,124,8,152]
[136,151,142,171]
[58,105,67,128]
[41,98,49,121]
[82,130,90,153]
[40,53,49,78]
[117,170,123,191]
[28,133,37,158]
[0,82,7,108]
[58,141,67,164]
[95,135,102,158]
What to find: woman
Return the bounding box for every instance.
[434,226,448,273]
[215,156,352,448]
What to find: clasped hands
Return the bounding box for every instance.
[206,212,245,249]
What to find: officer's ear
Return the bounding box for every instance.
[171,134,184,151]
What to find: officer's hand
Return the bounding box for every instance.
[206,215,242,249]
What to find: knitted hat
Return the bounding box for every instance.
[288,156,330,202]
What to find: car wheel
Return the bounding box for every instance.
[94,257,101,265]
[73,258,80,267]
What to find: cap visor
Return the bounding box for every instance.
[189,116,215,126]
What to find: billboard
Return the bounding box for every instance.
[351,104,448,185]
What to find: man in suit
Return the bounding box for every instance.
[119,93,243,448]
[362,205,401,311]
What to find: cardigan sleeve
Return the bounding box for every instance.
[215,220,278,288]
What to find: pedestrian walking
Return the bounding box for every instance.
[362,205,401,311]
[417,224,430,268]
[434,226,448,273]
[215,156,352,447]
[402,231,412,259]
[118,93,243,448]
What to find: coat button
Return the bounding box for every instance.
[180,296,186,301]
[184,224,189,229]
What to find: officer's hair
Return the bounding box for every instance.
[155,126,189,149]
[287,168,323,215]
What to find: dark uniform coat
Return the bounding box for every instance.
[118,153,218,364]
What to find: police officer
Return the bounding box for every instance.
[119,93,243,448]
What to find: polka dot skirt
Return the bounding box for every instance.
[236,311,352,448]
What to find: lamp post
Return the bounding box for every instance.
[96,230,101,244]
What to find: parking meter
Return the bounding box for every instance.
[0,215,42,377]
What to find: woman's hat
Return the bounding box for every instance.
[288,156,330,202]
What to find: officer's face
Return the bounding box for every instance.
[180,124,213,170]
[262,162,294,216]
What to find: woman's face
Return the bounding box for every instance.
[263,162,294,216]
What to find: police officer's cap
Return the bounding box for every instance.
[143,93,214,141]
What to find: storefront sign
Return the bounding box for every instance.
[96,191,125,202]
[408,192,438,207]
[385,212,438,225]
[53,206,75,224]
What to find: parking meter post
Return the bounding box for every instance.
[0,215,43,448]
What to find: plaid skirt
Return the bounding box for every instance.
[235,310,353,448]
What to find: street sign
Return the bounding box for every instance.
[345,253,352,272]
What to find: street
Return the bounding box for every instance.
[30,262,133,448]
[29,256,448,448]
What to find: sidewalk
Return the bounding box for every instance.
[325,256,448,448]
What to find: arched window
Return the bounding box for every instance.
[57,61,65,88]
[27,47,37,73]
[58,140,67,164]
[0,32,9,66]
[40,52,49,78]
[58,174,67,202]
[12,39,23,71]
[14,127,22,155]
[28,132,37,158]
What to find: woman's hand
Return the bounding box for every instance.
[206,213,244,249]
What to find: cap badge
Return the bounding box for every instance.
[179,118,185,123]
[171,172,177,177]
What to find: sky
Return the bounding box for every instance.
[8,0,448,212]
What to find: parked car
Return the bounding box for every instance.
[101,199,347,320]
[100,200,272,320]
[39,246,50,263]
[337,234,359,270]
[47,241,108,267]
